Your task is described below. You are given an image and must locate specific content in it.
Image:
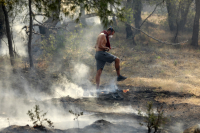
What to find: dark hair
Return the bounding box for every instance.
[107,27,115,33]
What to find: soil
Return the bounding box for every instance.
[1,84,199,133]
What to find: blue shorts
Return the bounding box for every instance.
[95,51,117,71]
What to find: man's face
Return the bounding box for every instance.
[108,31,115,36]
[111,31,115,36]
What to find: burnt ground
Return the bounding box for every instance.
[56,85,200,133]
[0,119,145,133]
[1,84,200,133]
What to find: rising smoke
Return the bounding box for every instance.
[0,13,120,131]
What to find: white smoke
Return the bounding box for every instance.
[52,75,84,98]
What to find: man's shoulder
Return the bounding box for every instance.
[98,33,106,39]
[101,32,106,35]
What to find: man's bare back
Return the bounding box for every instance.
[95,33,109,51]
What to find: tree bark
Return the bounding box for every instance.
[174,1,181,43]
[0,4,4,39]
[133,0,142,30]
[131,0,142,45]
[166,0,177,31]
[179,0,193,31]
[28,0,34,68]
[126,23,133,38]
[125,0,133,39]
[191,0,200,46]
[2,3,14,67]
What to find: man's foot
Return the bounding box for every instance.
[117,75,127,81]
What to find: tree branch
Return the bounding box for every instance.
[33,17,45,26]
[124,22,188,45]
[33,13,47,16]
[139,2,163,29]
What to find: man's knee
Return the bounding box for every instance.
[115,58,120,63]
[97,69,102,75]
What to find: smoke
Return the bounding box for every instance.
[0,17,102,131]
[51,75,85,98]
[0,11,147,133]
[72,63,90,85]
[0,16,27,56]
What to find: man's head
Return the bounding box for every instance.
[107,27,115,37]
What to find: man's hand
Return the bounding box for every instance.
[105,47,110,52]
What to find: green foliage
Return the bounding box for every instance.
[40,29,80,62]
[124,7,134,24]
[33,0,125,27]
[0,0,26,20]
[174,60,177,66]
[156,56,161,59]
[40,34,59,61]
[40,24,98,69]
[2,0,125,28]
[138,102,169,133]
[27,105,54,128]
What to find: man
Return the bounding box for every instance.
[95,27,127,89]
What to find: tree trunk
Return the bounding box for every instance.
[191,0,200,46]
[179,0,193,31]
[133,0,142,30]
[28,0,34,68]
[174,1,181,43]
[0,4,4,39]
[125,0,133,39]
[2,3,14,67]
[166,0,177,31]
[131,0,142,45]
[126,23,133,38]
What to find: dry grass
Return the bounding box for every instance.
[109,32,200,104]
[108,30,200,103]
[155,97,200,106]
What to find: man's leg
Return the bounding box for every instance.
[115,58,120,76]
[115,57,127,81]
[96,69,102,89]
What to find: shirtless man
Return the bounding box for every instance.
[95,27,127,89]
